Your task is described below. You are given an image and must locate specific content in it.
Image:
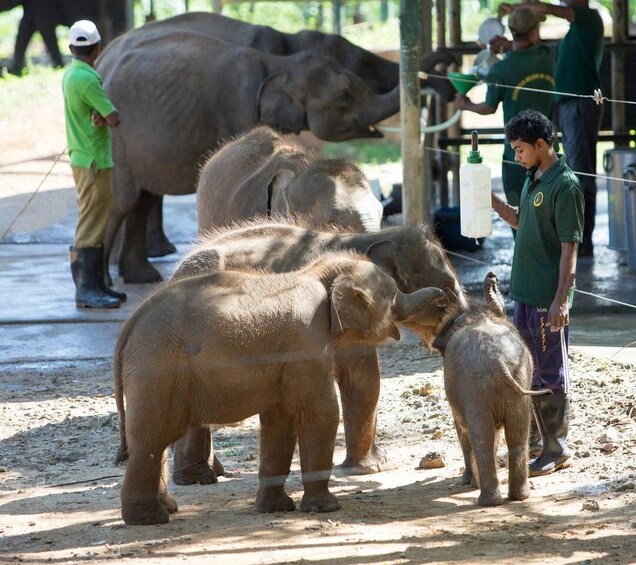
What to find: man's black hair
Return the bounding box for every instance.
[505,109,557,146]
[70,43,100,57]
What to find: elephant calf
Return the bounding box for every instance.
[114,252,446,525]
[433,273,550,506]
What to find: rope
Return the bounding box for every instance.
[0,146,67,243]
[420,71,636,107]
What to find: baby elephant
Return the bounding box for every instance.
[433,272,550,506]
[114,252,446,525]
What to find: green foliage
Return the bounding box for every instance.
[321,138,402,164]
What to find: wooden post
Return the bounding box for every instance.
[124,0,135,30]
[332,0,342,35]
[212,0,223,12]
[448,0,462,205]
[612,0,627,146]
[421,0,435,218]
[399,0,425,224]
[436,0,450,207]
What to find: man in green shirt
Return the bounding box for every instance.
[492,109,584,477]
[456,7,556,210]
[500,1,604,256]
[62,20,126,308]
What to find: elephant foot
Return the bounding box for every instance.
[477,491,504,507]
[300,491,341,513]
[172,462,218,486]
[120,262,163,284]
[255,487,295,513]
[339,452,384,476]
[508,485,530,502]
[460,468,474,486]
[147,238,177,258]
[212,454,225,477]
[121,502,170,525]
[160,492,179,514]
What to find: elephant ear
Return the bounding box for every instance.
[268,169,297,215]
[330,279,374,335]
[258,73,306,134]
[364,240,399,279]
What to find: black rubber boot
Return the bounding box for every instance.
[70,246,121,309]
[529,415,543,459]
[529,394,572,477]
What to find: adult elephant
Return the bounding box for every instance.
[99,30,402,284]
[1,0,125,75]
[97,12,456,259]
[197,126,383,234]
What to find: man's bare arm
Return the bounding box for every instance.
[547,241,578,331]
[491,192,519,228]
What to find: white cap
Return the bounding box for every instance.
[69,20,101,47]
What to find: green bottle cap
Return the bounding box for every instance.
[467,130,483,164]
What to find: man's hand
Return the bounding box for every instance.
[455,93,470,110]
[92,113,106,127]
[547,300,570,332]
[489,35,512,54]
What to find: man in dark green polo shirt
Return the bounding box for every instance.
[492,110,584,477]
[456,7,556,210]
[499,1,604,256]
[62,20,126,308]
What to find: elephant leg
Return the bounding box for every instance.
[147,195,177,258]
[120,447,170,525]
[335,346,385,475]
[298,381,340,513]
[10,13,35,74]
[119,189,163,283]
[505,416,530,501]
[256,405,297,513]
[468,421,503,507]
[37,21,63,68]
[172,425,221,485]
[452,414,475,487]
[158,450,178,513]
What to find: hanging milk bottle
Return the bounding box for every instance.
[460,130,492,239]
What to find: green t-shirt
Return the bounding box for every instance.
[509,155,584,308]
[555,6,604,100]
[485,44,556,202]
[62,59,116,169]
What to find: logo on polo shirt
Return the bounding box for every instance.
[533,192,544,207]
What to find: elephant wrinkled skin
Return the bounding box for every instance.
[114,253,446,525]
[433,272,551,506]
[197,126,383,234]
[169,221,466,485]
[97,27,402,284]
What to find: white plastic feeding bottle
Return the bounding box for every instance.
[460,130,492,239]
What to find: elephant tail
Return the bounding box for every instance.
[497,362,552,397]
[113,333,129,466]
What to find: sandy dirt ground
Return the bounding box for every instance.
[1,346,635,565]
[1,70,636,565]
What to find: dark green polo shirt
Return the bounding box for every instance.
[509,155,584,308]
[62,59,116,169]
[485,44,556,203]
[555,7,604,100]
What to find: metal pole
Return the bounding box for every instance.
[332,0,342,35]
[399,0,424,224]
[125,0,135,30]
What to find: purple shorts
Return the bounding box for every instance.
[513,302,570,394]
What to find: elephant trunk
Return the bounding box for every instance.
[363,86,401,127]
[483,272,506,318]
[392,286,446,324]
